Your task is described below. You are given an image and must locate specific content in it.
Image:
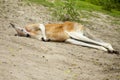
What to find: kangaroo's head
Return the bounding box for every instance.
[10,23,30,37]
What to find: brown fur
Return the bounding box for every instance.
[25,24,40,35]
[45,21,84,41]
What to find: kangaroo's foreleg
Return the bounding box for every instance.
[65,39,108,51]
[39,24,50,42]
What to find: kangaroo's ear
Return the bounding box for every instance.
[10,23,19,36]
[10,23,15,28]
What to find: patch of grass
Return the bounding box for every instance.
[75,0,120,17]
[26,0,120,18]
[75,1,102,11]
[108,10,120,17]
[52,0,81,22]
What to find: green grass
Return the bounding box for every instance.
[26,0,120,18]
[75,1,102,11]
[74,1,120,17]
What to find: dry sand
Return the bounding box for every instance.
[0,0,120,80]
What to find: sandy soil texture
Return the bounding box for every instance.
[0,0,120,80]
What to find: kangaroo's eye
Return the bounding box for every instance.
[21,29,23,31]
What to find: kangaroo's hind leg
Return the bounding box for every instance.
[67,32,114,52]
[65,39,108,51]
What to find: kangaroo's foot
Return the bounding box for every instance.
[108,50,119,55]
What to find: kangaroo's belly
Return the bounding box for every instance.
[46,31,69,41]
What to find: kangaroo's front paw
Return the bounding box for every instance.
[41,37,50,42]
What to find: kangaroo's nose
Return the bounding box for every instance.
[26,34,30,37]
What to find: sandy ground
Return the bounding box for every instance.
[0,0,120,80]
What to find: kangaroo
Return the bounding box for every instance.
[10,21,119,54]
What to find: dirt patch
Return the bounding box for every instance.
[0,0,120,80]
